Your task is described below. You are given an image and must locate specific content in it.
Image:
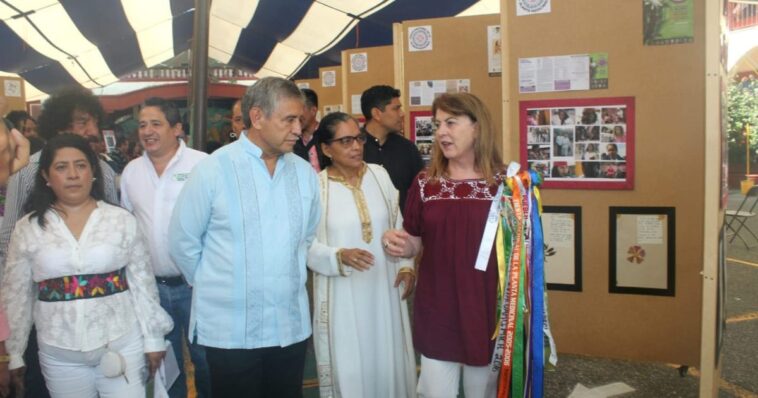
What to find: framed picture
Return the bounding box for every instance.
[609,207,675,296]
[543,206,582,291]
[520,97,635,190]
[410,110,434,164]
[102,130,117,153]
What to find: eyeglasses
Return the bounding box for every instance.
[329,133,367,146]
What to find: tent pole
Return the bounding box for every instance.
[189,0,210,151]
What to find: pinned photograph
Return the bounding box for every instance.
[551,108,576,125]
[551,160,575,178]
[528,144,551,160]
[576,126,600,142]
[575,143,599,161]
[527,127,550,144]
[578,107,600,125]
[529,160,549,177]
[600,143,626,160]
[601,107,626,124]
[417,142,433,161]
[527,109,551,126]
[553,128,574,157]
[601,126,626,143]
[414,116,434,139]
[599,162,627,179]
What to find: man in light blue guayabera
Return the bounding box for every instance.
[168,77,319,398]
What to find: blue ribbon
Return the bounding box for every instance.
[529,170,545,398]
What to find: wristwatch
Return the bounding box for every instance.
[0,354,10,363]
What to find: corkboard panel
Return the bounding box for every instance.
[341,46,395,117]
[401,14,502,149]
[294,78,320,91]
[317,66,343,115]
[502,0,705,366]
[0,77,26,112]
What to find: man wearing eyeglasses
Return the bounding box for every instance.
[0,87,118,398]
[168,77,319,398]
[360,85,423,209]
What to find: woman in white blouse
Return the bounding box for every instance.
[1,133,172,397]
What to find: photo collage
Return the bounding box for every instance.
[413,115,435,164]
[526,105,628,181]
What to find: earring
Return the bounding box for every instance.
[45,182,50,187]
[92,177,97,182]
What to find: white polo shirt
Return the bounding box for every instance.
[120,140,208,277]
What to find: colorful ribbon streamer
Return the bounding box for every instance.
[489,169,554,398]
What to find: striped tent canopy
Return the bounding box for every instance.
[0,0,498,96]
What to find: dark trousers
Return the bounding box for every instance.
[157,282,211,398]
[205,339,308,398]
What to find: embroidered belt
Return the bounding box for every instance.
[37,267,129,302]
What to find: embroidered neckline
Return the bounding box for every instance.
[418,172,505,202]
[328,164,372,243]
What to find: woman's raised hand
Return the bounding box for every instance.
[382,229,418,258]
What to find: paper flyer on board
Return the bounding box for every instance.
[487,25,502,75]
[590,53,609,89]
[519,54,590,93]
[409,79,471,106]
[643,0,694,45]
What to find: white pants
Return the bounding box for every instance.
[417,355,497,398]
[38,326,147,398]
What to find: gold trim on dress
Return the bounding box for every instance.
[328,163,372,243]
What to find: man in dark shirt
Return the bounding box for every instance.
[361,85,423,209]
[293,88,322,171]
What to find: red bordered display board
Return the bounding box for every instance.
[519,97,635,190]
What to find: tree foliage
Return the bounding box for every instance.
[728,77,758,164]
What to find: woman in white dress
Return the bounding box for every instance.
[308,112,417,398]
[1,133,172,398]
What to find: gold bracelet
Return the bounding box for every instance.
[0,354,10,363]
[398,267,416,278]
[336,249,348,277]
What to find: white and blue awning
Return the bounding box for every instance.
[0,0,498,97]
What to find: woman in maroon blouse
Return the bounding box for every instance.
[383,92,504,397]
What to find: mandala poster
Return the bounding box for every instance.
[609,207,675,296]
[520,97,635,190]
[408,25,433,52]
